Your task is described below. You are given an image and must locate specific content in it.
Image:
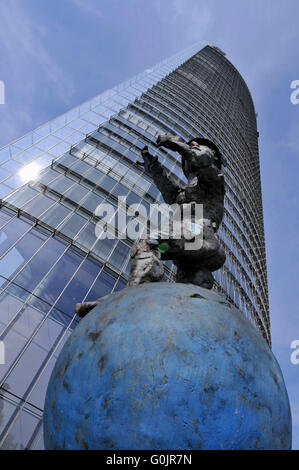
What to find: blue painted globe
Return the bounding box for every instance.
[44,283,291,450]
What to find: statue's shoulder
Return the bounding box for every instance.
[212,171,225,195]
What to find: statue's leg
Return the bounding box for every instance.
[170,223,225,289]
[128,239,164,286]
[75,300,102,318]
[174,261,214,289]
[180,224,225,266]
[202,244,226,271]
[192,224,220,260]
[74,240,164,317]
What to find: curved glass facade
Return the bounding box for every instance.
[0,44,269,449]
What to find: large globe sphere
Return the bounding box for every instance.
[44,283,291,450]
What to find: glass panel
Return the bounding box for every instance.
[65,131,85,145]
[0,148,10,163]
[92,237,116,261]
[0,160,22,173]
[82,110,100,124]
[0,217,32,258]
[27,355,57,410]
[68,118,86,130]
[85,269,115,301]
[84,167,105,186]
[135,176,151,193]
[147,184,160,200]
[0,304,44,380]
[39,204,71,228]
[113,161,128,175]
[65,108,79,123]
[0,394,21,440]
[4,175,27,190]
[108,241,130,270]
[55,256,101,315]
[0,210,13,230]
[22,194,55,218]
[79,122,97,134]
[95,153,116,169]
[126,191,141,206]
[59,213,88,239]
[36,168,60,185]
[33,123,51,139]
[0,293,24,334]
[0,185,11,199]
[50,115,67,132]
[56,152,77,167]
[99,175,116,192]
[47,175,74,194]
[64,184,90,204]
[4,316,64,399]
[74,220,97,250]
[36,135,60,151]
[4,186,38,207]
[110,182,128,198]
[0,227,47,288]
[80,192,104,213]
[71,160,91,175]
[7,237,67,302]
[11,134,33,152]
[30,248,82,307]
[29,330,71,411]
[114,278,126,291]
[16,147,42,165]
[53,126,73,139]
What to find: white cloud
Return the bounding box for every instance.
[71,0,105,20]
[283,123,299,154]
[0,0,76,147]
[152,0,213,44]
[152,0,299,109]
[0,1,74,100]
[172,0,213,41]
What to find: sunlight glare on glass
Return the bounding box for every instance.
[18,162,41,182]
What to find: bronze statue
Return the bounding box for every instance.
[75,134,226,318]
[128,134,226,289]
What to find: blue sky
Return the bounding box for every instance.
[0,0,298,449]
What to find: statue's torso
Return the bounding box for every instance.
[175,167,225,228]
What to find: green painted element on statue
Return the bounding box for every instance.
[158,242,169,253]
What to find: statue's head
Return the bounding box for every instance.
[181,137,222,178]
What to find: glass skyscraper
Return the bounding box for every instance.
[0,43,269,449]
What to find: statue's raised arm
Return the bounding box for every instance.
[157,134,223,174]
[156,134,191,158]
[137,146,180,205]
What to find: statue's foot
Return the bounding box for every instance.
[75,301,99,318]
[128,239,164,286]
[175,265,214,289]
[128,257,164,286]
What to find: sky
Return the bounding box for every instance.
[0,0,298,449]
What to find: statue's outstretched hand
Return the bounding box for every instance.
[156,134,184,150]
[156,134,173,148]
[136,146,158,172]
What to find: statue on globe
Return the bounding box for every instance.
[48,138,292,452]
[75,134,226,318]
[128,134,226,288]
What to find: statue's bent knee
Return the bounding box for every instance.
[128,239,164,286]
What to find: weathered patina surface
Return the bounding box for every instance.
[44,283,292,450]
[75,134,226,317]
[128,134,226,289]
